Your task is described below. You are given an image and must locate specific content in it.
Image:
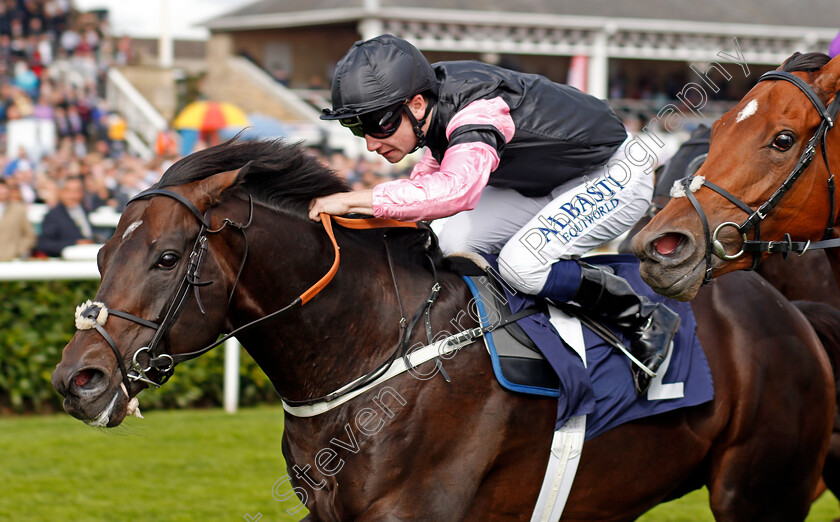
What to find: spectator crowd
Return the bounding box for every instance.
[0,0,142,260]
[0,1,407,261]
[5,1,736,262]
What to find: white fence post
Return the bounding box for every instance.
[224,337,240,413]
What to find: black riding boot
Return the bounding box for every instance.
[572,262,681,395]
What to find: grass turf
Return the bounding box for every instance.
[1,406,837,521]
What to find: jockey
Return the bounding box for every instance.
[311,34,679,395]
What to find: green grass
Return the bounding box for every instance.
[640,488,840,521]
[0,407,300,521]
[1,407,838,521]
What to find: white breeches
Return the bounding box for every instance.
[438,137,654,294]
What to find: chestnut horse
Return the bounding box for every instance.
[622,123,840,309]
[625,118,840,501]
[53,140,837,520]
[633,52,840,301]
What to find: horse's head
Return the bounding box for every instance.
[51,165,248,426]
[634,52,840,300]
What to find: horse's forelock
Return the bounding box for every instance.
[780,52,832,73]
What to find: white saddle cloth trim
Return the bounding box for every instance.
[547,305,586,368]
[531,415,587,522]
[646,340,683,400]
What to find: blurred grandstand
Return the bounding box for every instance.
[0,0,837,260]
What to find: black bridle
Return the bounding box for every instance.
[78,188,255,392]
[681,70,840,284]
[76,189,451,409]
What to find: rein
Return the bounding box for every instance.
[76,188,446,410]
[681,70,840,284]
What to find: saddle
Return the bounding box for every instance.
[450,252,713,440]
[449,254,588,398]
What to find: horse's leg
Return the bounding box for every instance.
[706,426,825,522]
[698,281,835,521]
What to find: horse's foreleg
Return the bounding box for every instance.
[706,355,832,520]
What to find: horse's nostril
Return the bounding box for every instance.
[71,368,106,393]
[653,233,685,256]
[74,369,94,387]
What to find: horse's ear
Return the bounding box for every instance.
[198,161,251,207]
[817,54,840,101]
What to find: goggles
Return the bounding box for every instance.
[339,102,406,139]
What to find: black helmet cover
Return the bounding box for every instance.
[321,34,438,120]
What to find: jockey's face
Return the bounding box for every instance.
[364,94,428,163]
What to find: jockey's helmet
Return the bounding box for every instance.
[321,34,438,142]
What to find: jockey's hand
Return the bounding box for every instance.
[308,189,374,221]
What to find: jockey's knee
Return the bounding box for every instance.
[497,246,551,295]
[438,221,497,256]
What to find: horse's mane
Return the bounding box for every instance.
[156,138,349,216]
[156,138,442,265]
[781,52,832,73]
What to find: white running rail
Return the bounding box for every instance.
[1,260,241,413]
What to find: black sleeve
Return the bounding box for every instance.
[447,124,506,156]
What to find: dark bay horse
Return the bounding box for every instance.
[52,140,838,520]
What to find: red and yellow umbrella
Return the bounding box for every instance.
[172,100,249,132]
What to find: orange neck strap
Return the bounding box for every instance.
[299,214,419,305]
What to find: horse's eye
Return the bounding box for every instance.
[156,252,179,269]
[772,133,794,151]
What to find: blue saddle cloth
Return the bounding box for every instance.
[474,253,714,440]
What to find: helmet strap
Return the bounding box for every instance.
[405,98,435,153]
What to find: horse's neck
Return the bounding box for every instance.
[230,214,443,400]
[830,124,840,230]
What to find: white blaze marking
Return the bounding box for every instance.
[736,100,758,122]
[122,220,143,239]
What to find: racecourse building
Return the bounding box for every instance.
[198,0,838,154]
